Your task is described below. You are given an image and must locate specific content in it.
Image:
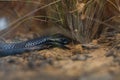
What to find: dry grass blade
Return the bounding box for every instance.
[0,0,61,37]
[47,0,108,43]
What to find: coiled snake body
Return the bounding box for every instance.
[0,34,71,57]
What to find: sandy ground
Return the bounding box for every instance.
[0,28,119,80]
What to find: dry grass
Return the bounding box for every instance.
[0,0,119,43]
[47,0,119,43]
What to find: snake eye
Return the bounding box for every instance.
[60,38,71,44]
[50,34,71,44]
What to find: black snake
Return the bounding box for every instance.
[0,34,71,57]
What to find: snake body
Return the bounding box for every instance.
[0,34,71,57]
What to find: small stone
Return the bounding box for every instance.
[7,59,16,64]
[105,50,116,57]
[71,54,91,61]
[82,44,99,49]
[27,61,35,69]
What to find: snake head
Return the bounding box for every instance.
[41,34,71,50]
[49,34,71,45]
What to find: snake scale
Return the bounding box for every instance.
[0,34,71,57]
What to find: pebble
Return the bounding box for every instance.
[71,54,92,61]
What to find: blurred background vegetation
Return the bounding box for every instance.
[0,0,119,43]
